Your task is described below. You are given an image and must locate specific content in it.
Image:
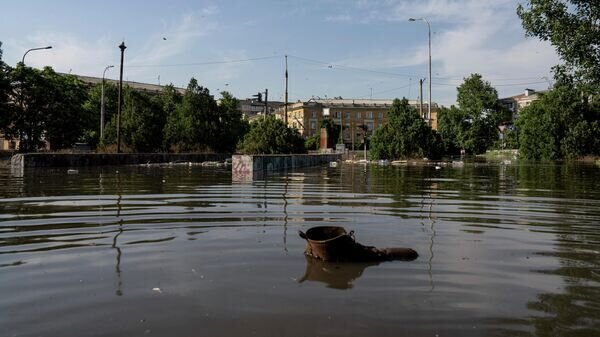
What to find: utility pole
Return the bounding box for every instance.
[351,121,355,152]
[117,42,126,153]
[419,78,425,119]
[339,111,343,145]
[284,55,288,126]
[264,88,268,117]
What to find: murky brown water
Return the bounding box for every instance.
[1,161,600,337]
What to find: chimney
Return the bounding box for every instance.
[524,88,535,96]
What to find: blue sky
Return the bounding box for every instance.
[0,0,559,106]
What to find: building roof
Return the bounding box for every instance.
[500,89,548,101]
[287,98,431,109]
[59,73,187,95]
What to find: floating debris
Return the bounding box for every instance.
[152,287,162,293]
[299,226,418,262]
[67,169,78,174]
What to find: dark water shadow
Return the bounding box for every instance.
[297,256,380,290]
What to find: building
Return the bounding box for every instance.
[499,88,544,120]
[63,73,187,95]
[276,98,438,147]
[238,99,284,122]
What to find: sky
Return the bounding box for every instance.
[0,0,560,106]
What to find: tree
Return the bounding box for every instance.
[517,85,600,160]
[163,78,220,152]
[439,74,509,154]
[0,42,13,133]
[215,91,249,153]
[82,81,118,147]
[238,116,305,154]
[103,87,166,152]
[43,71,90,150]
[436,105,465,155]
[517,0,600,91]
[7,65,89,151]
[319,118,341,148]
[370,98,437,159]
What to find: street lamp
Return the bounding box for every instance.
[409,17,431,124]
[21,46,52,65]
[117,41,126,153]
[101,65,114,141]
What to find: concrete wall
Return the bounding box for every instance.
[11,153,230,169]
[232,153,341,181]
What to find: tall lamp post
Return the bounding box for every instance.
[117,42,126,153]
[101,65,114,141]
[409,17,431,124]
[21,46,52,65]
[19,45,52,152]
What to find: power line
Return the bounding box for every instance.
[127,55,282,68]
[287,54,548,82]
[432,80,549,87]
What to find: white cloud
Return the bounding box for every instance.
[127,11,217,69]
[14,8,218,81]
[17,33,116,76]
[325,14,352,22]
[327,0,560,103]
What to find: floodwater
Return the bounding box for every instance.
[1,161,600,337]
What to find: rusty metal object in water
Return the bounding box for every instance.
[298,226,418,262]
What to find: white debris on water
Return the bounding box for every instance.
[67,169,78,174]
[152,287,162,293]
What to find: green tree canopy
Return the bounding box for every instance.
[163,78,220,152]
[439,74,508,154]
[0,42,13,133]
[238,116,305,154]
[370,98,437,160]
[517,85,600,160]
[215,91,249,153]
[436,105,465,155]
[517,0,600,91]
[7,65,89,151]
[104,87,165,152]
[82,81,118,146]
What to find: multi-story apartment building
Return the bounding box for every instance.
[238,99,284,121]
[499,88,544,119]
[276,98,438,147]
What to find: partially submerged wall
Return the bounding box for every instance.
[232,153,341,180]
[11,153,230,170]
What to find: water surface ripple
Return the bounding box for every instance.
[1,163,600,337]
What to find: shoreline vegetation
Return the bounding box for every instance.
[1,1,599,161]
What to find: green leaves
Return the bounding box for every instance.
[370,98,437,160]
[516,85,600,160]
[517,0,600,91]
[438,74,506,154]
[6,65,90,152]
[239,116,305,154]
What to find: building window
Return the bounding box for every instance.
[366,111,373,119]
[311,111,317,118]
[356,111,362,119]
[310,121,317,129]
[334,111,342,119]
[366,122,374,131]
[345,112,351,120]
[378,112,383,120]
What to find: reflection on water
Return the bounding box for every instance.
[298,256,380,290]
[1,161,600,336]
